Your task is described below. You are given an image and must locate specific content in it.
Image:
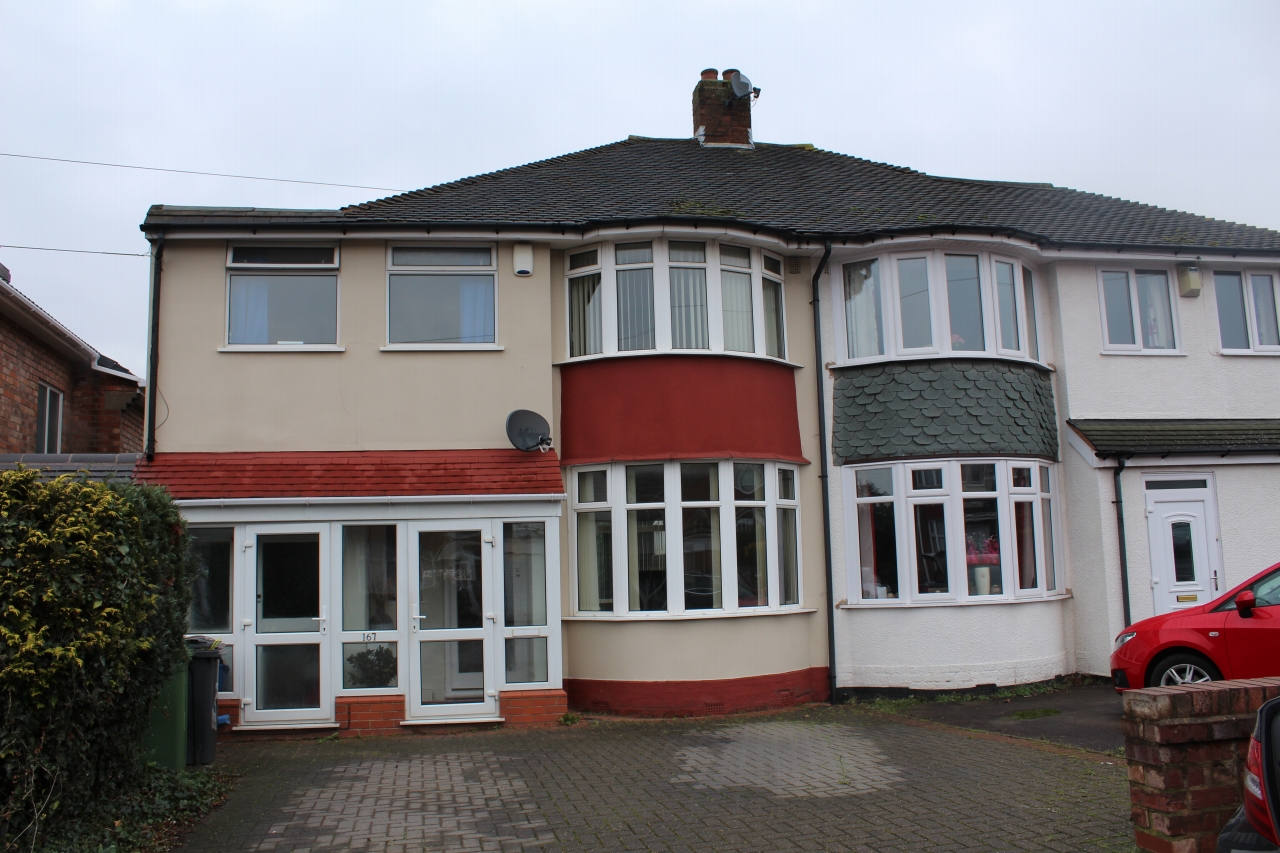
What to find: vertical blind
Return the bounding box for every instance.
[721,270,754,353]
[670,267,710,349]
[569,273,603,357]
[617,268,655,351]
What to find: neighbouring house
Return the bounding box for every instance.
[0,261,144,462]
[133,67,1280,735]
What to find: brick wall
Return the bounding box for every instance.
[500,689,568,727]
[0,313,142,454]
[692,77,751,146]
[1124,677,1280,852]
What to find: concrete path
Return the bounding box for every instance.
[902,683,1125,753]
[178,705,1135,853]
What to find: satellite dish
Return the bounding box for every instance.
[506,410,553,453]
[730,71,754,99]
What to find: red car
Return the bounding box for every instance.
[1111,561,1280,690]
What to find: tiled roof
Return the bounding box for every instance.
[832,359,1058,465]
[134,450,565,500]
[0,454,140,482]
[144,137,1280,254]
[1068,419,1280,458]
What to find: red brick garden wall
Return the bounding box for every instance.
[1124,677,1280,853]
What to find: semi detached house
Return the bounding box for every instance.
[136,69,1280,734]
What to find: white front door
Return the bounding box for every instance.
[241,524,334,725]
[406,520,498,720]
[1146,478,1219,616]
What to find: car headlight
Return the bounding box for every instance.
[1114,631,1137,652]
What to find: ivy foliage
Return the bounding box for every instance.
[0,470,194,850]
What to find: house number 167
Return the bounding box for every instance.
[363,633,376,642]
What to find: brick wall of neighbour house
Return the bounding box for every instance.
[0,313,142,454]
[0,313,73,453]
[1124,677,1280,853]
[214,690,568,741]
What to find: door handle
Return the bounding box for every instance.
[311,606,328,633]
[486,613,496,622]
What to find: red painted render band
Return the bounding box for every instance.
[558,355,808,466]
[565,667,829,716]
[136,448,565,499]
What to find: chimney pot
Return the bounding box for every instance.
[721,68,739,81]
[701,68,718,81]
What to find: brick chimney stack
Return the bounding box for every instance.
[692,68,753,147]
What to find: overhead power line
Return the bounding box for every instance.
[0,152,406,193]
[1,245,150,258]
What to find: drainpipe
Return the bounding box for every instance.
[809,240,837,703]
[1113,457,1132,627]
[144,234,164,460]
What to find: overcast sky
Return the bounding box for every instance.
[2,1,1278,373]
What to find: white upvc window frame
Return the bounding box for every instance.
[842,458,1064,607]
[221,246,344,352]
[832,249,1045,367]
[563,239,790,365]
[35,382,63,454]
[762,253,787,360]
[1096,265,1182,355]
[226,244,340,270]
[568,459,803,619]
[495,516,563,691]
[1207,267,1280,356]
[382,242,501,351]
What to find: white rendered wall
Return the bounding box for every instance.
[833,600,1070,690]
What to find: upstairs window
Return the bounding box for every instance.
[565,239,789,362]
[838,251,1041,364]
[226,245,339,348]
[35,383,62,453]
[1099,268,1178,352]
[1214,270,1280,353]
[387,245,496,347]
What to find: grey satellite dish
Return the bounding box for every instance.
[506,410,553,452]
[730,71,754,99]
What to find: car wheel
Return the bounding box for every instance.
[1147,653,1222,688]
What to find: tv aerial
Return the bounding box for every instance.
[728,70,761,102]
[506,410,553,453]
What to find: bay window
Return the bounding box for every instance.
[570,460,802,616]
[1213,270,1280,353]
[1098,268,1178,352]
[837,251,1042,364]
[565,238,789,362]
[843,459,1062,605]
[386,245,497,348]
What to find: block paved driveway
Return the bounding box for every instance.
[178,705,1136,853]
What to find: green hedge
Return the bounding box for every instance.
[0,470,194,849]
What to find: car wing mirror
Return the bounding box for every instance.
[1238,590,1257,618]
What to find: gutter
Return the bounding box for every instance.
[144,234,164,460]
[809,240,837,704]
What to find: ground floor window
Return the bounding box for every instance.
[842,458,1061,605]
[182,512,560,725]
[571,460,802,616]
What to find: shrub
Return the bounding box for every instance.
[0,470,195,850]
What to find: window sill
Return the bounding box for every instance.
[832,352,1053,371]
[556,350,804,369]
[564,607,817,621]
[218,345,345,353]
[380,343,504,352]
[1098,350,1186,357]
[839,593,1071,609]
[1216,349,1280,357]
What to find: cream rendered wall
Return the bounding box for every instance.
[154,240,555,452]
[565,613,819,681]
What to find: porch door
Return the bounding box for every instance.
[241,524,334,725]
[407,520,498,720]
[1146,485,1216,616]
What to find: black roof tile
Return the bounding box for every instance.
[1068,419,1280,457]
[144,137,1280,254]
